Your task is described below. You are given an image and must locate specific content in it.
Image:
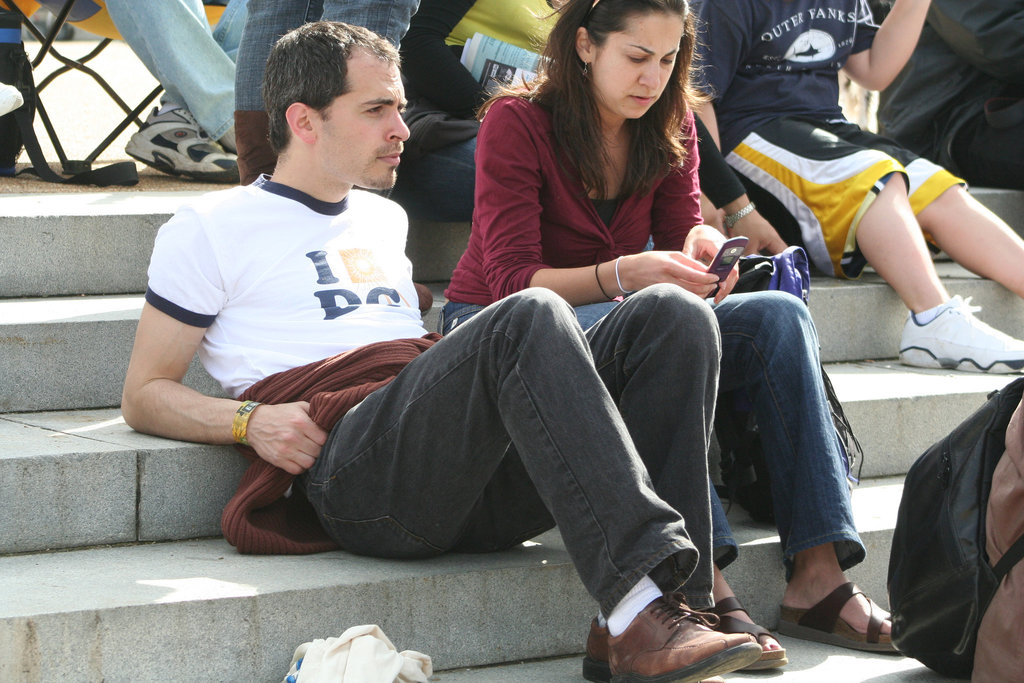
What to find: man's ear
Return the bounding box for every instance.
[285,102,318,146]
[575,26,594,64]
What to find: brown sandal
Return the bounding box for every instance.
[778,582,898,653]
[711,596,789,670]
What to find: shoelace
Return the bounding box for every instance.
[952,295,982,318]
[653,592,720,630]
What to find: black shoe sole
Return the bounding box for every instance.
[583,655,611,683]
[609,641,763,683]
[127,151,239,184]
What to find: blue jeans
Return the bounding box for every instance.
[299,287,720,613]
[235,0,420,111]
[106,0,248,141]
[443,290,864,578]
[711,292,862,575]
[389,137,476,222]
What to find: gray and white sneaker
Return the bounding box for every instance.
[900,295,1024,373]
[126,106,238,183]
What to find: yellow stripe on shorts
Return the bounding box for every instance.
[728,134,904,278]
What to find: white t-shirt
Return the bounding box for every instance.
[146,177,429,397]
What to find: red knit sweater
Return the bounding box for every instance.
[221,334,440,554]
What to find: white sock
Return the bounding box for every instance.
[912,300,950,326]
[606,575,663,637]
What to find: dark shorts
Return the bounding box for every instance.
[726,117,962,278]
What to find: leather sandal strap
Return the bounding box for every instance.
[797,581,860,632]
[709,596,745,616]
[716,614,773,641]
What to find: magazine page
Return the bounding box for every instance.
[460,32,540,92]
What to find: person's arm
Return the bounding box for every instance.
[535,119,735,304]
[400,0,483,117]
[122,303,326,475]
[843,0,931,91]
[529,250,729,304]
[695,103,786,255]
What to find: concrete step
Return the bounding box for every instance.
[2,187,1022,297]
[0,291,444,412]
[1,363,1015,554]
[0,530,592,681]
[807,262,1024,364]
[0,192,464,299]
[0,480,905,682]
[0,408,244,554]
[828,361,1016,478]
[436,639,961,681]
[4,274,1021,412]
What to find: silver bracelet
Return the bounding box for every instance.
[724,201,756,230]
[614,256,634,295]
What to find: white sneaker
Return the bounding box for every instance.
[0,83,24,117]
[125,106,238,183]
[900,295,1024,373]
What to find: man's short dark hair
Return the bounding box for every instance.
[262,21,400,154]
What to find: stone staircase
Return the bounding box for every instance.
[1,187,1023,681]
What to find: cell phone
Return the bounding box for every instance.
[707,236,748,296]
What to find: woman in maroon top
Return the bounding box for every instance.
[443,0,896,671]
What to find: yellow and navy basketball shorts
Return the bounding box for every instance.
[725,117,963,279]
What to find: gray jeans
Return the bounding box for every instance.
[298,286,721,613]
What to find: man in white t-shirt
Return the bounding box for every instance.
[121,21,760,682]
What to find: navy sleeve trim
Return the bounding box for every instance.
[146,288,217,328]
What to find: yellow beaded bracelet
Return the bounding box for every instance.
[231,400,261,446]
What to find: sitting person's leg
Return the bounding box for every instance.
[715,291,891,652]
[442,286,722,607]
[302,288,760,680]
[584,285,722,608]
[728,117,1024,373]
[707,493,788,670]
[389,137,476,223]
[857,176,1024,373]
[915,184,1024,300]
[107,0,242,181]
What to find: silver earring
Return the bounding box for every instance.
[582,62,591,78]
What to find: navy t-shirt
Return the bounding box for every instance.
[693,0,878,153]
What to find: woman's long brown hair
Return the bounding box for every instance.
[481,0,703,199]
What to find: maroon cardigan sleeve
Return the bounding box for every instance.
[472,98,555,300]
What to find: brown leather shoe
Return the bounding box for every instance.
[606,594,762,683]
[583,619,725,683]
[583,618,612,682]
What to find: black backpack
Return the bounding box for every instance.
[888,376,1024,677]
[1,8,137,186]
